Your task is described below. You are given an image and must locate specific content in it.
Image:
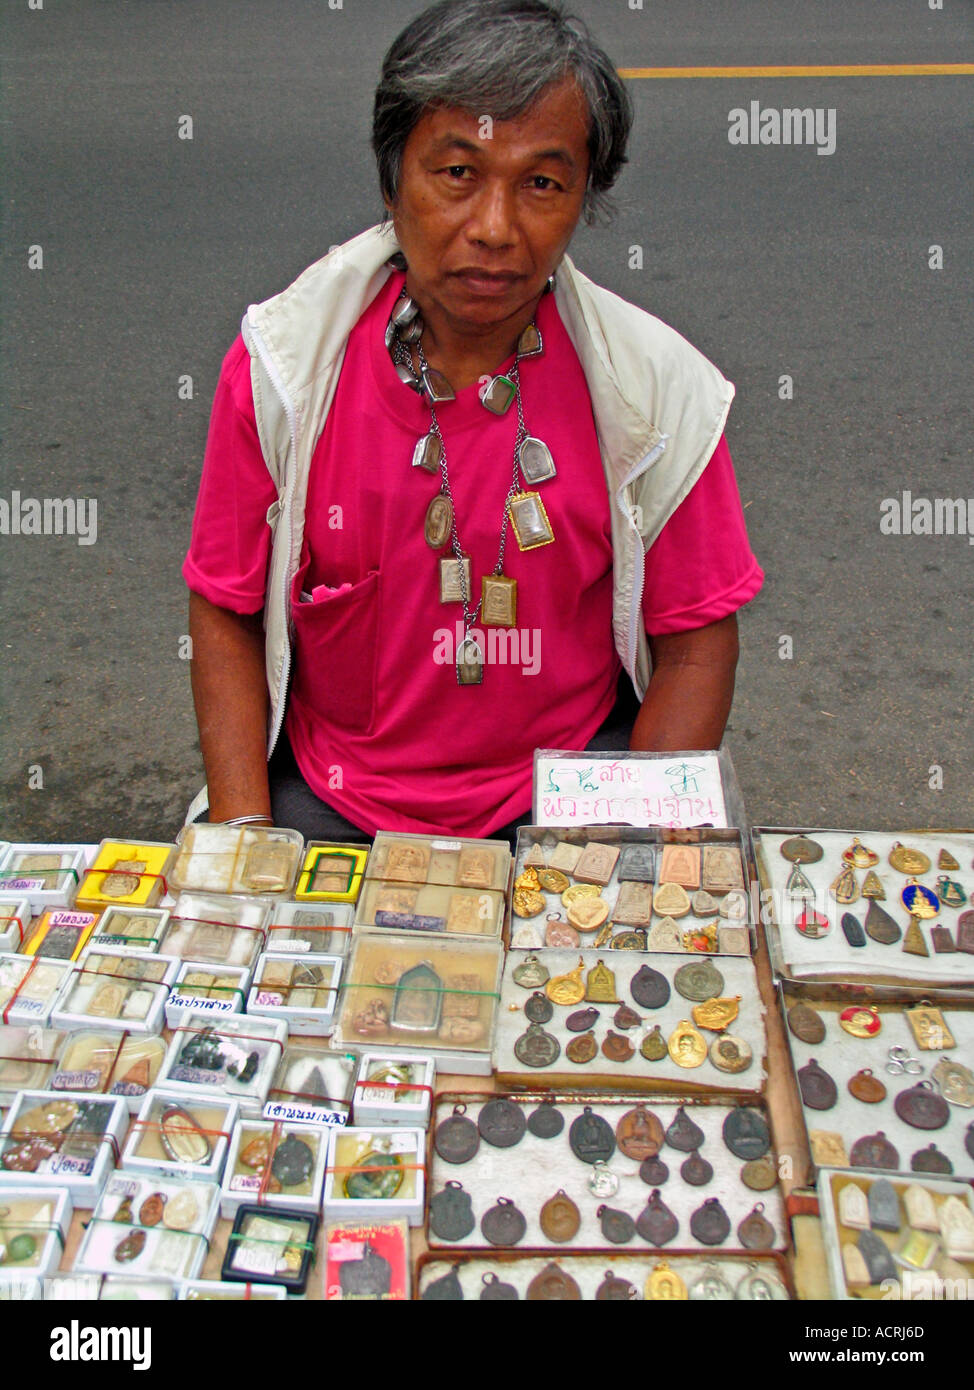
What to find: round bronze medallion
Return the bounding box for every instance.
[689,1197,731,1246]
[888,841,931,875]
[480,1272,518,1301]
[480,1197,527,1247]
[616,1105,664,1161]
[849,1129,900,1170]
[602,1030,635,1063]
[434,1105,480,1165]
[566,1006,599,1032]
[569,1106,616,1164]
[539,1189,580,1243]
[478,1098,526,1148]
[513,1022,560,1069]
[910,1143,953,1175]
[798,1058,838,1111]
[630,964,670,1010]
[786,1002,826,1045]
[527,1103,564,1140]
[737,1202,775,1251]
[597,1204,636,1244]
[722,1108,771,1160]
[524,991,554,1023]
[429,1182,476,1242]
[680,1150,713,1186]
[636,1189,679,1246]
[640,1026,667,1062]
[639,1154,669,1186]
[741,1155,777,1191]
[848,1069,887,1104]
[894,1080,950,1131]
[710,1034,753,1074]
[674,959,725,1002]
[566,1031,598,1065]
[596,1271,638,1301]
[526,1263,581,1300]
[780,835,824,864]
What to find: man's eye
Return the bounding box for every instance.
[445,165,470,179]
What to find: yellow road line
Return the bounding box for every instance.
[618,64,974,78]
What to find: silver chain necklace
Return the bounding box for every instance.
[387,285,557,685]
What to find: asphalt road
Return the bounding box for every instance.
[2,0,972,840]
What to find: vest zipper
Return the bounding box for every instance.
[245,319,299,758]
[618,437,668,686]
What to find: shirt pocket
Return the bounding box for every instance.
[289,568,380,736]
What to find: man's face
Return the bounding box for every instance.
[388,75,591,334]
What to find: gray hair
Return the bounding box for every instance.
[372,0,633,224]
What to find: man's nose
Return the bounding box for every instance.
[465,179,519,250]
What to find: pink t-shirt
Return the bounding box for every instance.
[184,272,762,835]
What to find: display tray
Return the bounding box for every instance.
[334,930,502,1076]
[52,1031,168,1111]
[509,826,752,955]
[367,833,512,893]
[754,827,974,989]
[169,824,303,897]
[86,905,170,953]
[495,948,766,1095]
[122,1088,239,1183]
[156,1014,288,1118]
[221,1117,329,1219]
[74,1170,219,1282]
[0,898,33,954]
[263,1041,356,1128]
[0,953,75,1027]
[0,1027,62,1102]
[0,1090,127,1207]
[356,880,506,940]
[416,1249,793,1300]
[295,842,369,904]
[51,950,178,1036]
[177,1279,286,1301]
[0,1185,73,1282]
[777,980,974,1186]
[160,892,270,969]
[817,1168,974,1300]
[264,900,355,957]
[0,844,90,913]
[427,1092,787,1255]
[74,839,174,912]
[247,951,343,1035]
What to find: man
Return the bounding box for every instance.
[183,0,763,841]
